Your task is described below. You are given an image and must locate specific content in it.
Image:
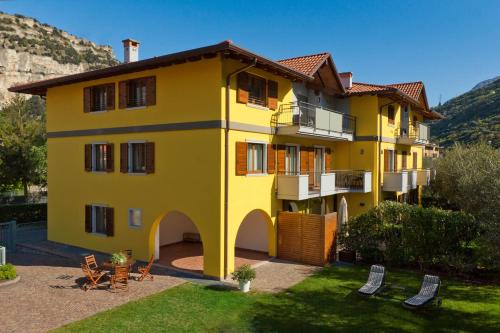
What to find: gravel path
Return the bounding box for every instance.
[0,253,184,333]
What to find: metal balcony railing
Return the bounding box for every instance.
[334,170,372,192]
[395,121,430,143]
[274,101,356,135]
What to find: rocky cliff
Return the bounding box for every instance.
[0,11,118,101]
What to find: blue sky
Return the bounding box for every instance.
[2,0,499,105]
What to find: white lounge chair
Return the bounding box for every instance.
[403,274,442,309]
[358,265,385,296]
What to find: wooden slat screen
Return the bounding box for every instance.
[83,87,91,113]
[106,84,115,110]
[236,72,249,104]
[118,81,128,109]
[277,145,286,174]
[235,142,248,175]
[106,143,114,172]
[146,76,156,106]
[413,152,418,169]
[105,207,114,237]
[120,143,129,173]
[300,146,308,175]
[145,142,155,174]
[308,147,314,185]
[267,144,276,174]
[384,149,389,171]
[84,205,92,233]
[267,80,278,110]
[325,148,332,172]
[84,144,92,171]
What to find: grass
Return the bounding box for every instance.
[53,265,500,333]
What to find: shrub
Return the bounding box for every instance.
[340,201,480,273]
[231,264,256,283]
[0,264,16,280]
[0,203,47,223]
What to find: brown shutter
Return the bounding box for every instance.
[145,142,155,174]
[120,143,129,173]
[267,80,278,110]
[236,72,249,104]
[394,151,398,171]
[83,87,91,113]
[267,144,275,174]
[235,142,248,176]
[118,80,128,109]
[300,146,309,175]
[85,205,92,233]
[106,143,114,172]
[146,76,156,106]
[84,144,92,171]
[105,207,114,237]
[325,148,332,173]
[384,149,389,171]
[413,152,418,169]
[402,151,407,169]
[308,147,315,185]
[106,84,115,110]
[277,145,286,174]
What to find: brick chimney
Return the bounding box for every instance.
[122,39,140,63]
[339,72,353,89]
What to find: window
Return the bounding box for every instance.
[85,205,113,236]
[128,79,147,107]
[84,84,114,112]
[130,142,147,173]
[402,151,408,169]
[388,105,395,125]
[248,74,267,106]
[385,150,396,172]
[128,208,142,228]
[247,143,265,174]
[85,143,113,172]
[285,145,298,175]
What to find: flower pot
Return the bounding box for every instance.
[239,280,251,293]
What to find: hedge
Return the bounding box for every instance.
[0,203,47,224]
[0,264,17,280]
[340,201,480,273]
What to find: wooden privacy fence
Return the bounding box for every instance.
[277,211,337,266]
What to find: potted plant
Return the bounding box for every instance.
[231,264,256,293]
[110,252,127,266]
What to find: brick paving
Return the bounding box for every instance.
[0,252,184,333]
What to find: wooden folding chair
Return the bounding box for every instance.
[137,255,154,282]
[81,263,106,291]
[110,265,129,291]
[84,254,101,273]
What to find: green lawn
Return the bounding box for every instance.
[54,265,500,333]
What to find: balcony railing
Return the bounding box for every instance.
[383,171,409,193]
[407,170,417,190]
[276,170,371,200]
[274,102,356,141]
[395,121,430,145]
[416,169,431,186]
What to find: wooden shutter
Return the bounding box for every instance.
[308,147,315,185]
[85,205,92,233]
[325,148,332,172]
[236,72,249,104]
[118,80,128,109]
[267,144,276,174]
[277,145,286,174]
[120,143,129,173]
[106,143,114,172]
[84,144,92,171]
[83,87,91,113]
[267,80,278,110]
[413,152,418,169]
[106,84,115,110]
[146,76,156,106]
[402,151,407,169]
[394,151,398,171]
[384,149,389,171]
[105,207,114,237]
[235,142,248,176]
[145,142,155,174]
[299,146,308,175]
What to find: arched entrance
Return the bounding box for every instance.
[234,209,274,269]
[154,211,204,274]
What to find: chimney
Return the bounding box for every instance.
[339,72,353,89]
[122,39,140,63]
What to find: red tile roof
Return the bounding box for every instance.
[387,81,424,101]
[277,53,330,76]
[348,82,393,94]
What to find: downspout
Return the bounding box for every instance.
[224,58,257,278]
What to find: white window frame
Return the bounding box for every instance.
[91,141,108,172]
[128,140,147,175]
[91,204,108,236]
[245,139,267,176]
[128,208,142,229]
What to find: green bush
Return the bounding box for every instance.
[0,264,16,280]
[0,203,47,223]
[231,264,256,282]
[340,201,480,273]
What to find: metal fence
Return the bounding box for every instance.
[0,220,47,252]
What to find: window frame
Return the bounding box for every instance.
[128,208,142,229]
[90,85,108,112]
[245,140,267,175]
[91,142,109,172]
[91,204,109,236]
[387,105,395,125]
[128,140,147,174]
[285,144,300,175]
[387,150,396,172]
[127,78,147,108]
[247,73,267,107]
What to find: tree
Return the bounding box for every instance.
[431,142,500,269]
[0,95,46,198]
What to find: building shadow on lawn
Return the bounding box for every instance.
[247,265,499,333]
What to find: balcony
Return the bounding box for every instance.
[274,102,356,141]
[395,121,430,145]
[416,169,431,186]
[383,171,409,193]
[407,170,417,190]
[276,171,371,200]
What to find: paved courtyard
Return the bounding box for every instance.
[0,253,184,333]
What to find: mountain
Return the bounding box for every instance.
[0,11,118,101]
[431,77,500,148]
[472,76,500,91]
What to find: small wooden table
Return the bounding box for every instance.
[100,259,136,271]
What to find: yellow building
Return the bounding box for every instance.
[9,40,442,279]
